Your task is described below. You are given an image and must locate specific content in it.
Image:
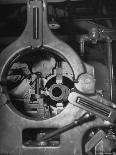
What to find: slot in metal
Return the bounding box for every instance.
[33,7,39,39]
[76,97,111,117]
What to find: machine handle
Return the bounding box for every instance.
[68,92,116,123]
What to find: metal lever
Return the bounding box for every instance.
[38,113,94,142]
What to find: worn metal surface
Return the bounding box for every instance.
[0,0,113,155]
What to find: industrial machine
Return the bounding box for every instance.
[0,0,116,155]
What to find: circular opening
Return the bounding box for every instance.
[3,47,74,120]
[52,87,62,97]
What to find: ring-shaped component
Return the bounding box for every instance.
[48,84,69,102]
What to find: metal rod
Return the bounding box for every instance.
[107,38,113,101]
[39,113,91,142]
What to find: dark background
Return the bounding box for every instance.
[0,0,116,97]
